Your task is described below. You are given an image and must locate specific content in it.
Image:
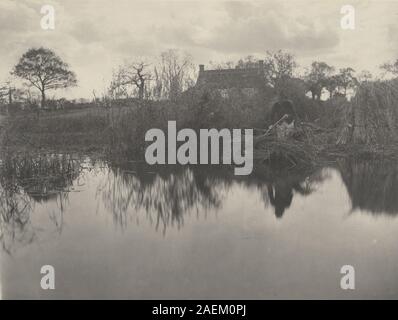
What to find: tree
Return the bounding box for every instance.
[380,60,398,76]
[336,67,357,96]
[159,49,195,101]
[151,66,163,100]
[109,61,152,100]
[12,47,77,108]
[263,50,298,97]
[236,55,258,69]
[357,70,372,83]
[0,85,10,104]
[208,60,235,70]
[324,75,340,99]
[305,61,334,100]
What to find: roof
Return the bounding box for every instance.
[196,66,264,90]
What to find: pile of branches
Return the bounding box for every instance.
[253,116,327,168]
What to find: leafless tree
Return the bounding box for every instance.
[158,49,195,101]
[151,66,163,100]
[110,61,152,100]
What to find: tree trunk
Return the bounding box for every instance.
[138,83,145,100]
[41,90,46,109]
[8,88,12,105]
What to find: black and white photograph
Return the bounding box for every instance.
[1,0,398,305]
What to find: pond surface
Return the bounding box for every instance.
[1,154,398,299]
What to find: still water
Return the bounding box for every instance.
[1,153,398,299]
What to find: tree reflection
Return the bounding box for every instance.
[0,153,82,254]
[338,159,398,215]
[0,151,333,247]
[98,161,325,232]
[98,164,228,234]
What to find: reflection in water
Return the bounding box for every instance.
[3,153,398,298]
[339,159,398,215]
[98,164,227,233]
[265,170,325,218]
[0,153,82,254]
[1,152,398,253]
[98,162,329,232]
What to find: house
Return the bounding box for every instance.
[195,61,265,98]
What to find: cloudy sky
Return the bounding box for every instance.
[1,0,398,99]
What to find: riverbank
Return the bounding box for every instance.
[2,107,398,173]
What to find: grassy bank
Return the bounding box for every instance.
[2,84,398,168]
[1,108,109,154]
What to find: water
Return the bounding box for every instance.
[1,153,398,299]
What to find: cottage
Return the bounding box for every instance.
[195,61,265,98]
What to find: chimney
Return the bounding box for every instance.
[199,64,205,72]
[258,60,264,69]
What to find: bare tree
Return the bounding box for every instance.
[158,49,195,101]
[151,66,163,100]
[110,61,152,100]
[109,69,131,100]
[12,47,77,108]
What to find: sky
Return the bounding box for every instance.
[1,0,398,99]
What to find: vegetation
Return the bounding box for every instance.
[2,47,398,168]
[12,48,77,108]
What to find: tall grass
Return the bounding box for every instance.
[0,84,352,161]
[347,80,398,144]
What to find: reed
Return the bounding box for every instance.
[339,80,398,144]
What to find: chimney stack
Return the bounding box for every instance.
[258,60,264,69]
[199,64,205,72]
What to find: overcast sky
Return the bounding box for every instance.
[1,0,398,99]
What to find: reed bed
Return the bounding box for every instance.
[339,80,398,144]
